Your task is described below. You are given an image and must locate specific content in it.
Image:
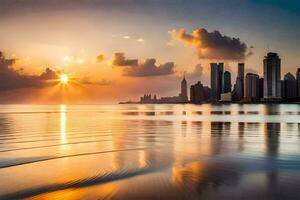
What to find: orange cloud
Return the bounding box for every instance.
[169,28,253,61]
[96,54,106,62]
[111,52,175,77]
[0,51,59,91]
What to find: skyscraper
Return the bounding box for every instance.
[263,52,281,100]
[180,75,188,102]
[210,63,223,101]
[282,72,297,100]
[245,73,259,101]
[222,71,231,93]
[297,68,300,98]
[259,78,264,99]
[234,63,244,101]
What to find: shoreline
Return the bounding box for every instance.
[119,101,300,105]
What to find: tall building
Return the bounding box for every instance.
[236,63,245,101]
[222,71,231,93]
[259,78,264,99]
[232,63,244,101]
[282,72,297,100]
[210,63,223,101]
[245,73,259,101]
[190,81,211,104]
[180,75,188,102]
[297,68,300,98]
[263,52,281,100]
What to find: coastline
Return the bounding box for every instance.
[119,101,300,105]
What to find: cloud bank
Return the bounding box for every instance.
[111,53,175,77]
[169,28,253,61]
[0,52,58,91]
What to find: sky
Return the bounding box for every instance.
[0,0,300,103]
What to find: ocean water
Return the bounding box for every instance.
[0,104,300,199]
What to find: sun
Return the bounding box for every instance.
[60,74,69,84]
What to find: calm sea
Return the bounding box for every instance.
[0,104,300,199]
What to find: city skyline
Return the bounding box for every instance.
[1,0,300,103]
[126,52,300,104]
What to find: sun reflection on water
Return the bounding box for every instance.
[60,105,67,145]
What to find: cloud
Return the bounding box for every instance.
[136,38,145,42]
[96,54,106,62]
[111,53,175,77]
[182,64,209,86]
[169,28,253,61]
[123,35,130,39]
[80,77,114,86]
[123,58,175,77]
[0,52,58,91]
[111,52,138,66]
[187,64,203,79]
[113,34,145,43]
[40,68,58,80]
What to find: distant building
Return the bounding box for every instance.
[222,71,231,93]
[190,81,211,104]
[210,63,223,101]
[159,96,184,103]
[140,94,156,103]
[232,63,244,101]
[282,72,297,100]
[245,73,260,101]
[297,68,300,98]
[139,75,189,104]
[180,75,188,102]
[263,52,281,100]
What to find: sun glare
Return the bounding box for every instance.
[60,74,69,84]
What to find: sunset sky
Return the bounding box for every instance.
[0,0,300,103]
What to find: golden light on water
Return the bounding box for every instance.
[60,105,67,144]
[60,74,69,84]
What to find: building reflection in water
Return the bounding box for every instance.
[181,121,187,137]
[238,122,245,152]
[298,123,300,141]
[210,122,231,155]
[264,122,280,199]
[264,123,280,157]
[191,121,203,135]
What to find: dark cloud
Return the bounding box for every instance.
[111,53,138,66]
[170,28,253,61]
[0,52,58,91]
[40,68,58,80]
[123,59,175,77]
[112,53,175,77]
